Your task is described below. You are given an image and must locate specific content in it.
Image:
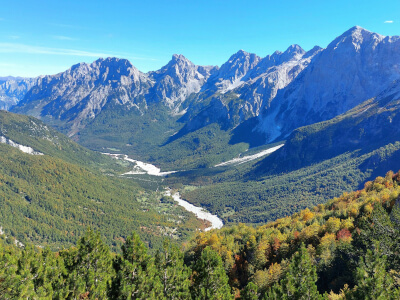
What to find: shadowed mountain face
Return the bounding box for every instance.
[7,26,400,169]
[256,80,400,175]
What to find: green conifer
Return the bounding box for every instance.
[112,232,163,299]
[350,247,399,300]
[191,246,234,300]
[266,243,322,300]
[155,239,191,299]
[241,281,258,300]
[63,228,113,299]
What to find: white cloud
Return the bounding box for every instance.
[0,43,156,61]
[52,35,76,41]
[0,43,111,57]
[8,35,20,40]
[384,20,394,23]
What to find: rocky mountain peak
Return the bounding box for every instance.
[279,44,306,62]
[256,26,400,143]
[94,57,139,79]
[148,55,213,109]
[227,49,259,64]
[154,54,196,77]
[303,46,323,59]
[284,44,305,55]
[330,26,386,52]
[212,50,261,91]
[172,54,192,63]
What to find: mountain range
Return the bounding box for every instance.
[2,27,398,169]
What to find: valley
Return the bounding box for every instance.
[1,23,400,298]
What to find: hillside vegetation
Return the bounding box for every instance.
[0,142,205,251]
[180,142,400,224]
[0,110,208,251]
[2,172,400,299]
[0,110,129,174]
[185,170,400,298]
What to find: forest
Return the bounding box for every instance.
[2,170,400,299]
[0,142,204,252]
[179,142,400,224]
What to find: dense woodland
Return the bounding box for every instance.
[0,142,204,252]
[2,171,400,299]
[180,142,400,224]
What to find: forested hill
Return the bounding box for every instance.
[2,171,400,299]
[0,110,205,251]
[0,110,129,173]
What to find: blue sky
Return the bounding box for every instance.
[1,0,400,77]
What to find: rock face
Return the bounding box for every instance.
[14,58,153,135]
[256,26,400,142]
[204,50,261,93]
[178,45,321,135]
[230,44,322,116]
[148,54,218,112]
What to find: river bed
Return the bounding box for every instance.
[164,189,224,231]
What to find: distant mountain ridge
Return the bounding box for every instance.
[6,26,400,168]
[0,77,38,110]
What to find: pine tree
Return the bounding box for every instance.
[112,232,163,299]
[191,246,234,300]
[33,247,69,299]
[155,239,191,299]
[0,239,25,299]
[241,281,258,300]
[13,244,38,299]
[63,228,113,299]
[266,243,322,300]
[349,247,400,300]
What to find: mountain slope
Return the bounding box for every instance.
[256,26,400,142]
[178,80,400,224]
[186,171,400,296]
[177,45,321,138]
[257,80,400,174]
[0,110,127,173]
[13,58,154,136]
[0,111,204,250]
[9,26,400,171]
